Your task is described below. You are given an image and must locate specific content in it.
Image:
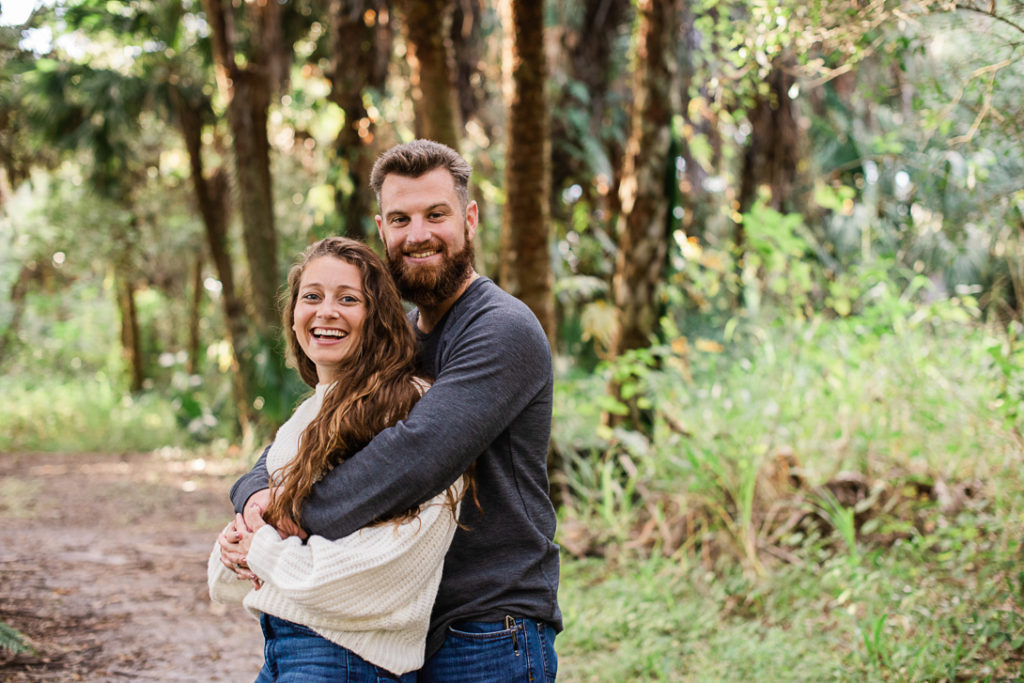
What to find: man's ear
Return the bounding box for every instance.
[465,201,479,241]
[375,215,385,243]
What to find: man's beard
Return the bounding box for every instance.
[387,230,475,308]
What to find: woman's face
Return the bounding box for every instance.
[292,256,367,384]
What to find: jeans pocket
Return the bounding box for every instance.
[447,620,517,642]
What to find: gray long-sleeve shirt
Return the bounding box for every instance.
[230,277,562,655]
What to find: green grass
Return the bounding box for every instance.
[557,504,1024,681]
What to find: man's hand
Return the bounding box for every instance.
[273,512,308,541]
[246,487,308,541]
[242,488,273,535]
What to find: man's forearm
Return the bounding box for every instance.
[230,445,271,513]
[301,308,552,540]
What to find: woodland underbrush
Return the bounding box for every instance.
[551,305,1024,680]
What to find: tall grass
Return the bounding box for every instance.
[552,303,1024,680]
[0,375,188,452]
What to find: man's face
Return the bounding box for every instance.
[375,167,478,308]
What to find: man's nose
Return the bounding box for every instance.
[406,216,432,243]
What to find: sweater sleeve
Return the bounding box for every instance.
[244,486,461,621]
[207,541,257,606]
[301,299,551,540]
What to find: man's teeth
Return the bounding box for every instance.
[313,328,346,338]
[408,248,440,258]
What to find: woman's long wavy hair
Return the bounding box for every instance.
[264,237,460,527]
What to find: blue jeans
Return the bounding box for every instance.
[255,613,416,682]
[418,617,558,682]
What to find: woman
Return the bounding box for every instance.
[208,237,464,682]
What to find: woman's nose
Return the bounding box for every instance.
[316,302,339,318]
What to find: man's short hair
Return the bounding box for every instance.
[370,140,472,210]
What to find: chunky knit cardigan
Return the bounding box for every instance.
[208,382,460,675]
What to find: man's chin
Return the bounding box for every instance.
[390,260,472,308]
[395,271,463,308]
[396,271,443,304]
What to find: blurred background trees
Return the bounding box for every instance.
[4,3,1024,675]
[2,0,1023,444]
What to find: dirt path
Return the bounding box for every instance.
[0,449,265,682]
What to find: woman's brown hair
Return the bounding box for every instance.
[264,237,462,527]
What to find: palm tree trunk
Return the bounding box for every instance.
[606,0,681,429]
[397,0,461,149]
[500,0,555,345]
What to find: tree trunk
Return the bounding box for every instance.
[201,0,280,336]
[327,0,391,238]
[738,56,804,219]
[115,268,144,393]
[550,0,632,208]
[677,1,721,243]
[397,0,461,149]
[500,0,555,346]
[171,86,258,439]
[186,253,203,376]
[450,0,486,132]
[606,0,680,429]
[0,262,37,365]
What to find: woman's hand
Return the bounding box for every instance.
[234,510,266,554]
[218,506,265,590]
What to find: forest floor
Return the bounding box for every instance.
[0,449,265,682]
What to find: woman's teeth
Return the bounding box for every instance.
[312,328,346,338]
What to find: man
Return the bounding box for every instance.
[221,140,561,682]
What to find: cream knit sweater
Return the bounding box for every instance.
[208,382,461,675]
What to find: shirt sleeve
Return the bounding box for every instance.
[244,487,461,621]
[230,444,271,514]
[300,304,551,540]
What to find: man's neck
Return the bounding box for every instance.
[416,271,480,333]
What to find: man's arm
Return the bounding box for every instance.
[301,302,551,541]
[230,444,271,513]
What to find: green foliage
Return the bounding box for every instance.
[553,269,1022,676]
[814,488,860,566]
[740,198,819,318]
[558,488,1024,680]
[0,375,188,451]
[0,620,32,656]
[986,320,1024,438]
